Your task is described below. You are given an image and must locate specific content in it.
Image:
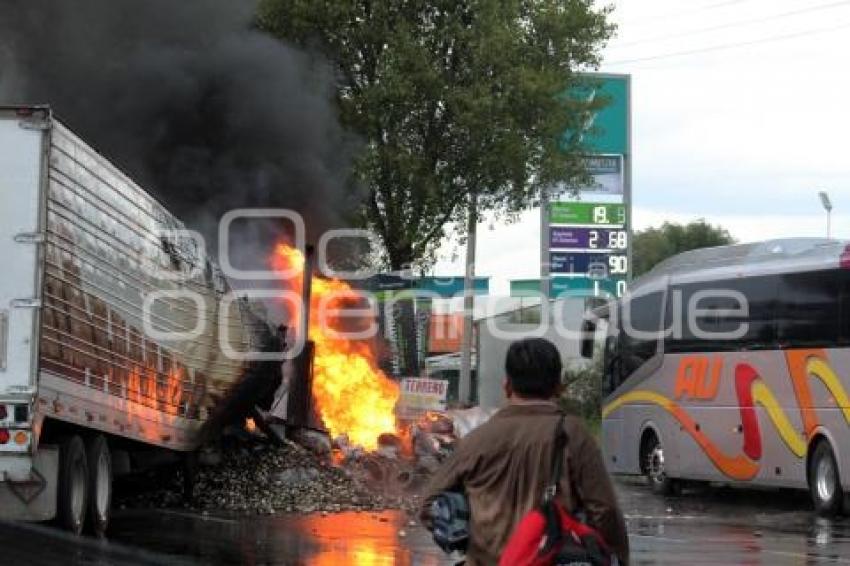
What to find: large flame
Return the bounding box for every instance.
[273,244,399,451]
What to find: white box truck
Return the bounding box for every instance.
[0,106,251,535]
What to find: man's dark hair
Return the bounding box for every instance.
[505,338,563,399]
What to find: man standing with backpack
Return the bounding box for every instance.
[420,337,629,565]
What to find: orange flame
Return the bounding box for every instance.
[273,243,399,451]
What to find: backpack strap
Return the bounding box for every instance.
[539,414,568,557]
[543,414,567,503]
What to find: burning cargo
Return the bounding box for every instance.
[272,243,401,452]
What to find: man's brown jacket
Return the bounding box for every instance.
[420,402,629,565]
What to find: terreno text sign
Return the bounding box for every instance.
[398,378,449,418]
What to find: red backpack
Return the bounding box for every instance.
[499,416,617,566]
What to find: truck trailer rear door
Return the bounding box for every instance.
[0,108,46,402]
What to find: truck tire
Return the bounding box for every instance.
[86,435,112,537]
[810,440,843,517]
[57,435,88,535]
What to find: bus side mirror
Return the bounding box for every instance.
[580,320,596,359]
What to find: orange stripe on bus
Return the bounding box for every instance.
[603,390,759,480]
[786,349,822,438]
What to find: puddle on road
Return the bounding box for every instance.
[274,511,441,566]
[109,508,449,565]
[111,481,850,564]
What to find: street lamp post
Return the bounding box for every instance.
[818,191,833,239]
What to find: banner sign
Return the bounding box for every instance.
[398,378,449,418]
[585,155,621,175]
[579,155,623,195]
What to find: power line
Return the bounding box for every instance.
[625,0,754,28]
[605,20,850,66]
[611,0,850,48]
[704,0,747,8]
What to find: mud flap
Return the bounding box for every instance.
[0,447,58,521]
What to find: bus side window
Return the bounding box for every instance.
[672,276,778,353]
[602,334,620,396]
[715,276,778,351]
[619,291,663,378]
[777,270,841,348]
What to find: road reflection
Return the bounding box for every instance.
[620,478,850,564]
[107,508,449,565]
[271,511,442,566]
[97,480,850,564]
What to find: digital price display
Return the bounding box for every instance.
[550,252,629,276]
[550,202,626,226]
[549,227,628,250]
[550,276,628,299]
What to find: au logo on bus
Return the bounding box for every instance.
[674,355,723,401]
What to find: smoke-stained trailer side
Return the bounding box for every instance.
[0,106,252,535]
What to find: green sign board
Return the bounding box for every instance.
[566,75,629,155]
[550,202,626,225]
[417,276,489,299]
[511,277,627,299]
[365,275,490,300]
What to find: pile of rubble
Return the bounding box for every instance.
[117,407,496,517]
[117,436,421,516]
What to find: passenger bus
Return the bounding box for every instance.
[582,238,850,515]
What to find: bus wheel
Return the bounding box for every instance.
[643,434,678,496]
[57,435,89,535]
[810,441,843,517]
[86,435,112,537]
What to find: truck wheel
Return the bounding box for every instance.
[86,435,112,537]
[643,433,678,496]
[57,435,88,535]
[810,441,843,517]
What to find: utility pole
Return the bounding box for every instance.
[540,187,551,301]
[459,192,477,406]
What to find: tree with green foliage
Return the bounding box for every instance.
[561,355,603,425]
[633,219,736,277]
[257,0,614,270]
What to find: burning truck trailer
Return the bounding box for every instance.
[0,106,286,535]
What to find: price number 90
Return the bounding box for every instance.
[608,255,628,275]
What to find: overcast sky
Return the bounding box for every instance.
[434,0,850,295]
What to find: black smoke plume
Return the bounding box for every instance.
[0,0,360,253]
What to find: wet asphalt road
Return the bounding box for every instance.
[7,477,850,565]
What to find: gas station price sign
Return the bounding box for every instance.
[540,73,631,297]
[550,252,629,276]
[549,227,627,251]
[550,202,625,226]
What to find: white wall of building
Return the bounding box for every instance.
[476,298,587,409]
